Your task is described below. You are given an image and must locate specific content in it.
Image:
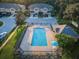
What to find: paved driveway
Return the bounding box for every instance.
[0,17,16,33]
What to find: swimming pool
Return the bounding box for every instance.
[32,28,47,46]
[51,41,59,46]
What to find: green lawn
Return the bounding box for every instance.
[0,26,25,59]
[0,21,3,27]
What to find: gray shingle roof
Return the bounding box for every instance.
[28,3,53,11]
[0,3,20,9]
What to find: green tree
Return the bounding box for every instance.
[55,34,77,49]
[55,34,79,59]
[16,11,26,26]
[54,0,66,18]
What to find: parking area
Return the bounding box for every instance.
[0,16,16,39]
[0,17,16,33]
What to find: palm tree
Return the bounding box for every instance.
[16,11,26,26]
[16,11,26,33]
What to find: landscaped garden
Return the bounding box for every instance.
[0,26,25,59]
[56,34,79,59]
[56,16,79,59]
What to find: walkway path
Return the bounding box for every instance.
[0,26,18,50]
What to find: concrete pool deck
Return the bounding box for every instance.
[20,25,60,55]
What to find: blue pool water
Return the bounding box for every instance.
[51,41,59,46]
[32,28,47,46]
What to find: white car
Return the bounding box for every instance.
[0,32,7,39]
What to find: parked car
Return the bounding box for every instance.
[0,32,7,41]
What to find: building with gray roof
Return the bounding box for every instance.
[28,3,54,17]
[0,3,25,14]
